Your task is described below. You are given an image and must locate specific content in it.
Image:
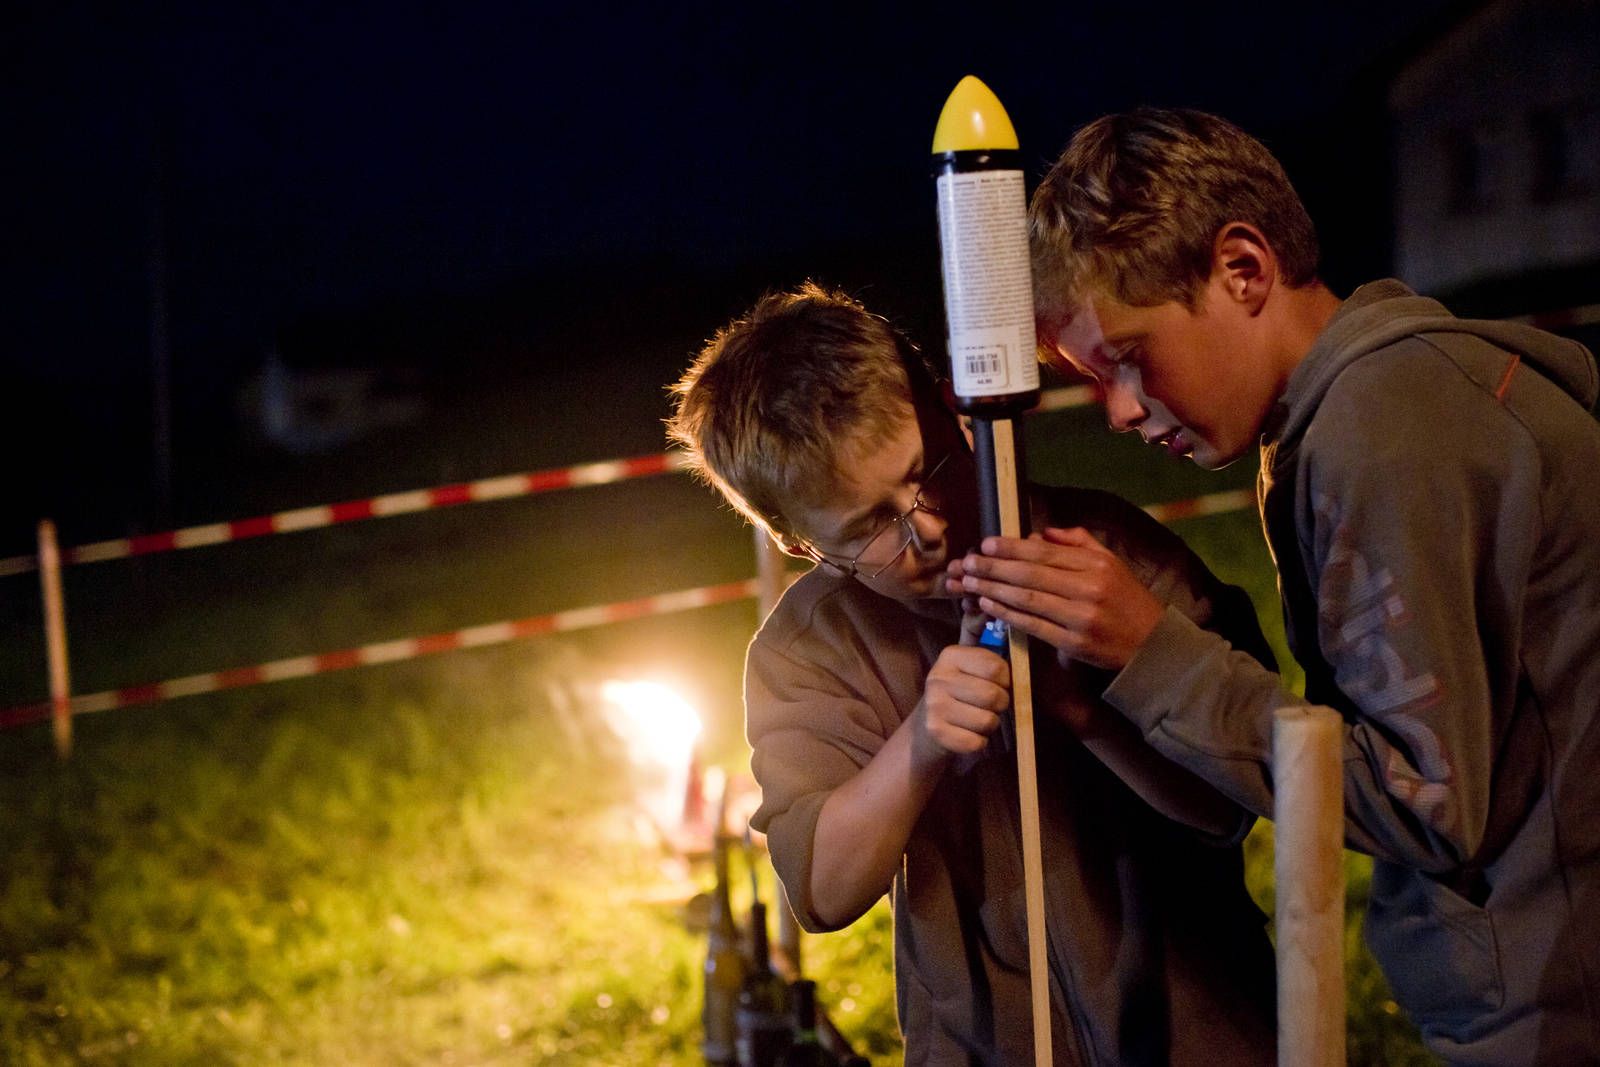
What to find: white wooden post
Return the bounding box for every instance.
[1274,705,1346,1066]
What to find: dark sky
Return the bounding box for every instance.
[5,0,1478,539]
[11,1,1468,378]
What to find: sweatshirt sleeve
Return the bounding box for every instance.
[1071,490,1276,843]
[743,630,896,933]
[1107,376,1518,874]
[1104,608,1298,822]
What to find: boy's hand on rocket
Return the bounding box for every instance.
[913,639,1010,764]
[957,526,1164,671]
[957,596,990,647]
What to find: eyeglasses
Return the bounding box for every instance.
[803,454,954,580]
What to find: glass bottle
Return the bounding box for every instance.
[775,979,837,1067]
[702,834,747,1065]
[735,899,791,1066]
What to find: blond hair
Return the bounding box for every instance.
[1030,107,1320,326]
[668,282,933,541]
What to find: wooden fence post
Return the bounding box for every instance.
[37,519,73,759]
[1274,704,1346,1066]
[754,528,801,971]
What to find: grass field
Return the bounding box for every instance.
[0,646,713,1065]
[0,385,1439,1064]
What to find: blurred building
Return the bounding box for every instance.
[1389,0,1600,320]
[240,348,426,456]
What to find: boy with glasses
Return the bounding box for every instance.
[669,282,1277,1064]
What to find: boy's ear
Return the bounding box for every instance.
[1211,222,1275,314]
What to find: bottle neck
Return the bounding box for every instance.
[712,838,736,926]
[791,979,817,1034]
[749,902,770,969]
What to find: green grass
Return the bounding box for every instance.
[0,624,1435,1067]
[0,516,1437,1066]
[0,647,714,1065]
[0,398,1439,1065]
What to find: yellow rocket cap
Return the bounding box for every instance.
[931,75,1019,153]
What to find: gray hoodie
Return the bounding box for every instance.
[1105,280,1600,1065]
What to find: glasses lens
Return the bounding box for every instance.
[863,518,916,579]
[917,455,951,513]
[856,454,953,579]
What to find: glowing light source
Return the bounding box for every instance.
[599,680,704,836]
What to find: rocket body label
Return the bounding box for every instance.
[935,169,1039,400]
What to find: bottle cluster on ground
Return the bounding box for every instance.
[701,831,870,1067]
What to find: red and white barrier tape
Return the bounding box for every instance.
[1141,487,1255,523]
[0,452,692,577]
[7,309,1588,580]
[0,578,760,728]
[1,399,1105,579]
[1039,384,1095,411]
[0,485,1257,728]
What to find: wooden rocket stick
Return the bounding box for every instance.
[983,417,1051,1065]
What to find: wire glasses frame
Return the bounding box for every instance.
[802,453,953,580]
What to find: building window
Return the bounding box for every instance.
[1530,106,1594,202]
[1445,128,1492,215]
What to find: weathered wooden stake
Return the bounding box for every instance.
[37,519,73,759]
[755,528,801,969]
[1273,704,1346,1066]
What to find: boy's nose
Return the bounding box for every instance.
[1104,384,1148,433]
[907,506,946,552]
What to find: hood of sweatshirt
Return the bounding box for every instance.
[1272,278,1599,448]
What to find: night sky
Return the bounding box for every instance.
[7,0,1468,535]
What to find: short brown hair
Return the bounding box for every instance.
[1029,107,1320,325]
[668,282,935,541]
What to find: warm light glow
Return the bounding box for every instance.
[599,680,702,755]
[599,680,704,832]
